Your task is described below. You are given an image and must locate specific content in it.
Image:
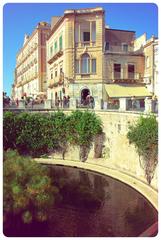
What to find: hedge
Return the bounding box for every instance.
[3,110,103,160]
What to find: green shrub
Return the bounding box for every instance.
[15,113,55,156]
[50,111,68,158]
[3,150,59,228]
[67,110,103,161]
[3,111,17,150]
[3,110,103,160]
[127,115,158,184]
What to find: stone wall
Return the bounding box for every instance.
[50,110,158,190]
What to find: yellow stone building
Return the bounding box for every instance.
[13,22,51,100]
[46,7,152,110]
[143,36,158,97]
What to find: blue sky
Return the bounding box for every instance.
[3,3,158,96]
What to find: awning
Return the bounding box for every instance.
[105,84,152,98]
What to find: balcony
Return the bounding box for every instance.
[75,41,96,48]
[48,75,64,88]
[104,45,138,55]
[105,73,144,84]
[48,50,63,64]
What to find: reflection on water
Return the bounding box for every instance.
[5,165,158,237]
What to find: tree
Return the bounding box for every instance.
[127,115,158,184]
[3,150,60,232]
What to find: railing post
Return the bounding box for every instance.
[18,100,25,109]
[144,97,153,113]
[119,98,127,111]
[44,99,52,109]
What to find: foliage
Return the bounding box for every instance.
[127,115,158,184]
[3,150,60,229]
[15,113,55,156]
[3,111,17,150]
[3,110,103,161]
[50,111,68,158]
[67,110,103,161]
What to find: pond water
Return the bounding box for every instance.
[5,165,158,237]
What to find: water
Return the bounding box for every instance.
[5,165,158,237]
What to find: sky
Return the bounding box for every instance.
[3,3,158,96]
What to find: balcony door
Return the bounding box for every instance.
[114,64,121,79]
[128,64,135,79]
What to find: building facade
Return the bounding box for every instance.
[12,7,157,110]
[143,36,158,97]
[46,7,105,108]
[13,22,51,100]
[46,7,152,110]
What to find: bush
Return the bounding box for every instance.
[67,110,103,161]
[127,115,158,184]
[3,112,59,157]
[3,111,17,150]
[3,110,103,160]
[3,150,59,229]
[50,111,68,158]
[15,113,55,156]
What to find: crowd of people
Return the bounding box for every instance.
[55,95,70,108]
[80,94,95,109]
[3,91,96,109]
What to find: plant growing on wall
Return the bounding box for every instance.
[67,110,103,161]
[127,115,158,184]
[3,150,60,233]
[50,111,68,158]
[3,110,103,161]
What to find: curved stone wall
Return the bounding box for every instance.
[35,110,158,210]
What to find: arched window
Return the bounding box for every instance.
[81,53,90,74]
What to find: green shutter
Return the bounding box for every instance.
[59,36,62,50]
[54,41,57,52]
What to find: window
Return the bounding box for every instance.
[54,41,57,53]
[75,23,79,43]
[114,64,121,79]
[55,70,57,77]
[91,22,96,42]
[50,46,53,57]
[123,44,128,52]
[83,32,90,42]
[128,64,135,79]
[60,67,63,73]
[51,73,53,79]
[75,60,80,74]
[92,59,96,73]
[81,53,90,74]
[59,35,62,50]
[105,42,109,51]
[146,56,150,68]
